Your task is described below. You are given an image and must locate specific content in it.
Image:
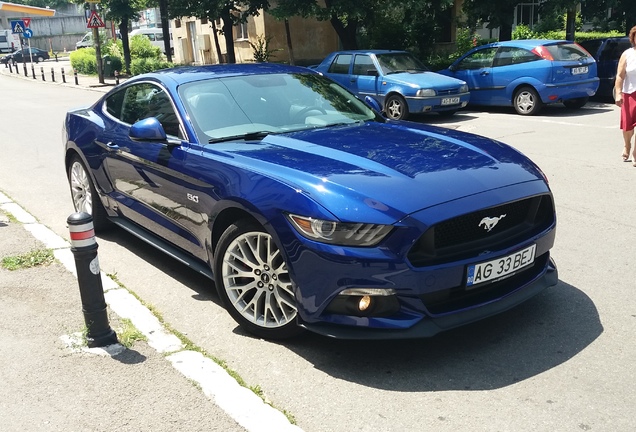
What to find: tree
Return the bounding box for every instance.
[272,0,383,50]
[462,0,519,41]
[169,0,269,64]
[103,0,146,74]
[581,0,636,35]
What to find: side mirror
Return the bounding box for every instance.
[130,117,167,142]
[448,64,457,72]
[366,69,379,77]
[364,96,382,113]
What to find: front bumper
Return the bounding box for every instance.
[299,257,558,339]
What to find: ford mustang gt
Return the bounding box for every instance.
[63,64,558,339]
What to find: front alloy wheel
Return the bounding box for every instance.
[385,94,409,120]
[68,156,110,230]
[215,219,303,339]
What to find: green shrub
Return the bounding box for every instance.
[130,57,174,75]
[512,24,537,40]
[130,34,162,60]
[69,47,97,74]
[249,35,282,62]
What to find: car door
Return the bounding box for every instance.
[351,54,381,100]
[490,46,544,105]
[325,53,354,92]
[450,47,498,105]
[100,82,207,259]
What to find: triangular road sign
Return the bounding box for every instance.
[87,11,105,29]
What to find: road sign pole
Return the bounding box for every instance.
[90,4,104,84]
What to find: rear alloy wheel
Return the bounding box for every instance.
[214,219,303,339]
[513,86,543,115]
[385,94,409,120]
[563,97,589,109]
[67,156,111,231]
[37,56,44,63]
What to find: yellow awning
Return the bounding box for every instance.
[0,2,55,16]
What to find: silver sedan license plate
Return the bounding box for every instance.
[441,97,460,105]
[466,244,536,287]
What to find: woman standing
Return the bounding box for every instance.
[615,26,636,167]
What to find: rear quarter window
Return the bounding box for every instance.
[545,43,590,61]
[328,54,352,74]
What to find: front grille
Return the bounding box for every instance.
[419,252,549,315]
[437,88,462,96]
[408,195,554,267]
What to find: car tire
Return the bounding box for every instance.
[214,218,304,339]
[67,156,111,231]
[385,94,409,120]
[37,56,44,63]
[563,97,589,109]
[513,86,543,115]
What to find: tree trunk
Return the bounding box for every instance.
[158,0,172,62]
[565,7,576,41]
[119,19,131,75]
[284,19,295,65]
[221,10,236,64]
[211,20,223,64]
[329,15,358,50]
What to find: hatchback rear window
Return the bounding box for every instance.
[544,43,590,61]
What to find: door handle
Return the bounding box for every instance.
[480,70,489,76]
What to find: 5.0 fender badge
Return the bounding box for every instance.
[479,214,506,232]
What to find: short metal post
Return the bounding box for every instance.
[74,68,78,85]
[61,67,66,83]
[7,62,11,73]
[51,67,55,82]
[41,66,45,81]
[114,70,119,85]
[23,63,28,77]
[67,212,118,348]
[31,64,35,79]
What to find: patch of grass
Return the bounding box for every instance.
[1,249,55,271]
[116,318,147,348]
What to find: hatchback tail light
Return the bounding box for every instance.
[531,45,554,61]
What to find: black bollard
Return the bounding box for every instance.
[8,62,12,73]
[67,212,118,348]
[51,67,55,82]
[74,68,78,85]
[31,64,35,79]
[41,66,45,81]
[61,67,66,83]
[23,63,27,77]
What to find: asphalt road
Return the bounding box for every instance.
[1,70,634,432]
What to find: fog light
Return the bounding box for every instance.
[358,295,372,311]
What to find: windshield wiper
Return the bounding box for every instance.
[208,131,273,144]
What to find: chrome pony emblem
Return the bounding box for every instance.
[479,214,507,232]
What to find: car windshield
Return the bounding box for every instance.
[376,53,429,74]
[179,72,378,142]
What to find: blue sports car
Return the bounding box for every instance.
[63,63,558,340]
[439,40,599,115]
[312,50,470,120]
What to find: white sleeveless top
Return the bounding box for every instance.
[622,48,636,94]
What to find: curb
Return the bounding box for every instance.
[0,190,302,432]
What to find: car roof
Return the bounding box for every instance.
[480,39,577,49]
[130,63,318,86]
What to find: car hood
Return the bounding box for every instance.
[213,122,546,223]
[384,71,465,88]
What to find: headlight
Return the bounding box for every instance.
[287,214,393,246]
[459,84,469,93]
[416,89,436,97]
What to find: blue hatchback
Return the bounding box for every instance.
[439,40,599,115]
[313,50,470,120]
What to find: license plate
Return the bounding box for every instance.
[571,66,588,75]
[441,97,460,105]
[466,244,536,287]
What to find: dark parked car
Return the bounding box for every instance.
[313,50,470,120]
[579,36,631,99]
[0,47,49,64]
[439,40,599,115]
[64,64,558,340]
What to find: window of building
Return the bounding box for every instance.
[237,21,248,40]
